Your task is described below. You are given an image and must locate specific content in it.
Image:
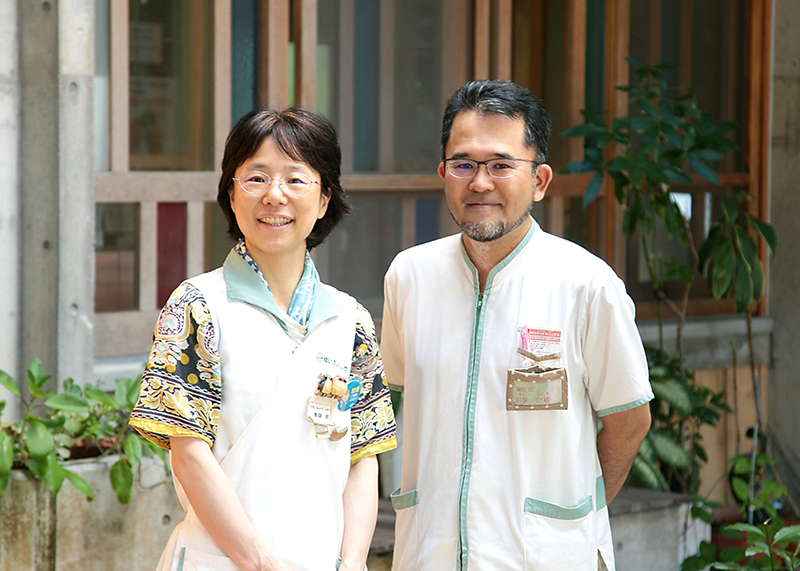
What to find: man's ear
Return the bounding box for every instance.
[533,164,554,202]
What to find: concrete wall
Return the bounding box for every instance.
[0,0,21,419]
[768,0,800,507]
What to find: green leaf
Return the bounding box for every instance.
[85,388,118,408]
[691,505,714,525]
[0,473,8,494]
[638,99,657,117]
[698,226,723,272]
[583,173,604,207]
[651,379,694,416]
[723,196,741,224]
[631,455,670,491]
[745,213,778,255]
[25,418,55,460]
[745,544,769,557]
[687,154,721,185]
[110,458,133,504]
[123,433,143,469]
[560,123,607,138]
[725,522,765,538]
[44,394,90,416]
[730,476,751,503]
[730,454,751,475]
[734,258,754,312]
[560,160,596,175]
[580,109,607,127]
[64,469,94,501]
[0,430,13,475]
[773,525,800,545]
[650,432,691,469]
[29,455,66,495]
[665,168,693,184]
[717,546,746,563]
[695,149,723,162]
[0,370,21,398]
[710,241,736,300]
[625,56,645,68]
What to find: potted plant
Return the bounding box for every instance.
[0,357,166,503]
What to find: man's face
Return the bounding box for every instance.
[438,111,552,244]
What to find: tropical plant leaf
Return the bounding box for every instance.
[29,455,66,496]
[64,469,94,501]
[44,394,90,416]
[583,173,604,207]
[710,241,736,299]
[722,196,741,224]
[725,522,765,538]
[651,379,694,416]
[745,213,778,255]
[650,431,691,469]
[733,258,753,312]
[687,154,721,185]
[110,458,133,504]
[0,473,8,494]
[560,160,596,175]
[773,525,800,545]
[730,476,750,503]
[631,455,670,491]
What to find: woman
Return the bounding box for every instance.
[130,108,397,571]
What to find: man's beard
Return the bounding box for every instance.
[453,202,533,243]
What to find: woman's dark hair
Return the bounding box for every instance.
[217,107,351,250]
[441,80,551,165]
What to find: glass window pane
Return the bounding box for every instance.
[129,0,214,170]
[95,203,139,312]
[628,0,748,171]
[205,201,233,272]
[157,203,187,307]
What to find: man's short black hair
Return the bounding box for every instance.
[217,107,351,250]
[441,80,551,164]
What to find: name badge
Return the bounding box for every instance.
[506,367,568,411]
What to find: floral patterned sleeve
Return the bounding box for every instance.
[129,282,221,450]
[349,303,398,464]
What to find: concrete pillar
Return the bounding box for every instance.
[57,0,94,386]
[768,0,800,506]
[18,0,95,394]
[0,0,22,416]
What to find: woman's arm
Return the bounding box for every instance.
[338,455,379,571]
[169,436,294,571]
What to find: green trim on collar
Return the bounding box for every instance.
[222,249,343,336]
[459,216,538,293]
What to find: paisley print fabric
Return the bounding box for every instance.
[130,247,396,461]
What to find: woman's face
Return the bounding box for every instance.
[230,136,329,267]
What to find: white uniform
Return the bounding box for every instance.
[153,264,357,571]
[382,219,653,571]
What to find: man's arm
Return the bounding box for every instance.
[339,455,379,571]
[596,403,651,504]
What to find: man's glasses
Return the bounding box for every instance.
[233,171,320,197]
[443,158,539,179]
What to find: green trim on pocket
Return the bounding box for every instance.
[524,495,593,520]
[178,547,186,571]
[336,556,341,570]
[595,475,606,510]
[390,487,419,510]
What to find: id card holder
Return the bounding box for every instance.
[506,367,568,411]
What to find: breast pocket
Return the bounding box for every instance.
[522,496,595,570]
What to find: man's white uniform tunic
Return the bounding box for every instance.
[382,219,653,571]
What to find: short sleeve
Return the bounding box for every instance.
[380,267,404,391]
[129,282,222,449]
[348,303,398,463]
[583,274,653,416]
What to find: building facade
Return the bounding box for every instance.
[1,0,798,506]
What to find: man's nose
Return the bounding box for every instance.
[469,163,495,191]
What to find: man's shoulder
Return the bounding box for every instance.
[532,229,615,277]
[389,233,463,271]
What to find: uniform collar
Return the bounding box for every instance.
[222,247,343,336]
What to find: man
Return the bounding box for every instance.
[381,80,653,571]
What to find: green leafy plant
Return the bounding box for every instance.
[681,452,798,571]
[0,358,166,503]
[561,58,737,494]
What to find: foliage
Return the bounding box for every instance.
[561,58,741,495]
[0,357,166,503]
[681,453,798,571]
[699,192,778,312]
[632,346,731,493]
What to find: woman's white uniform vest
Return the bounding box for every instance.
[382,220,652,571]
[157,265,357,571]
